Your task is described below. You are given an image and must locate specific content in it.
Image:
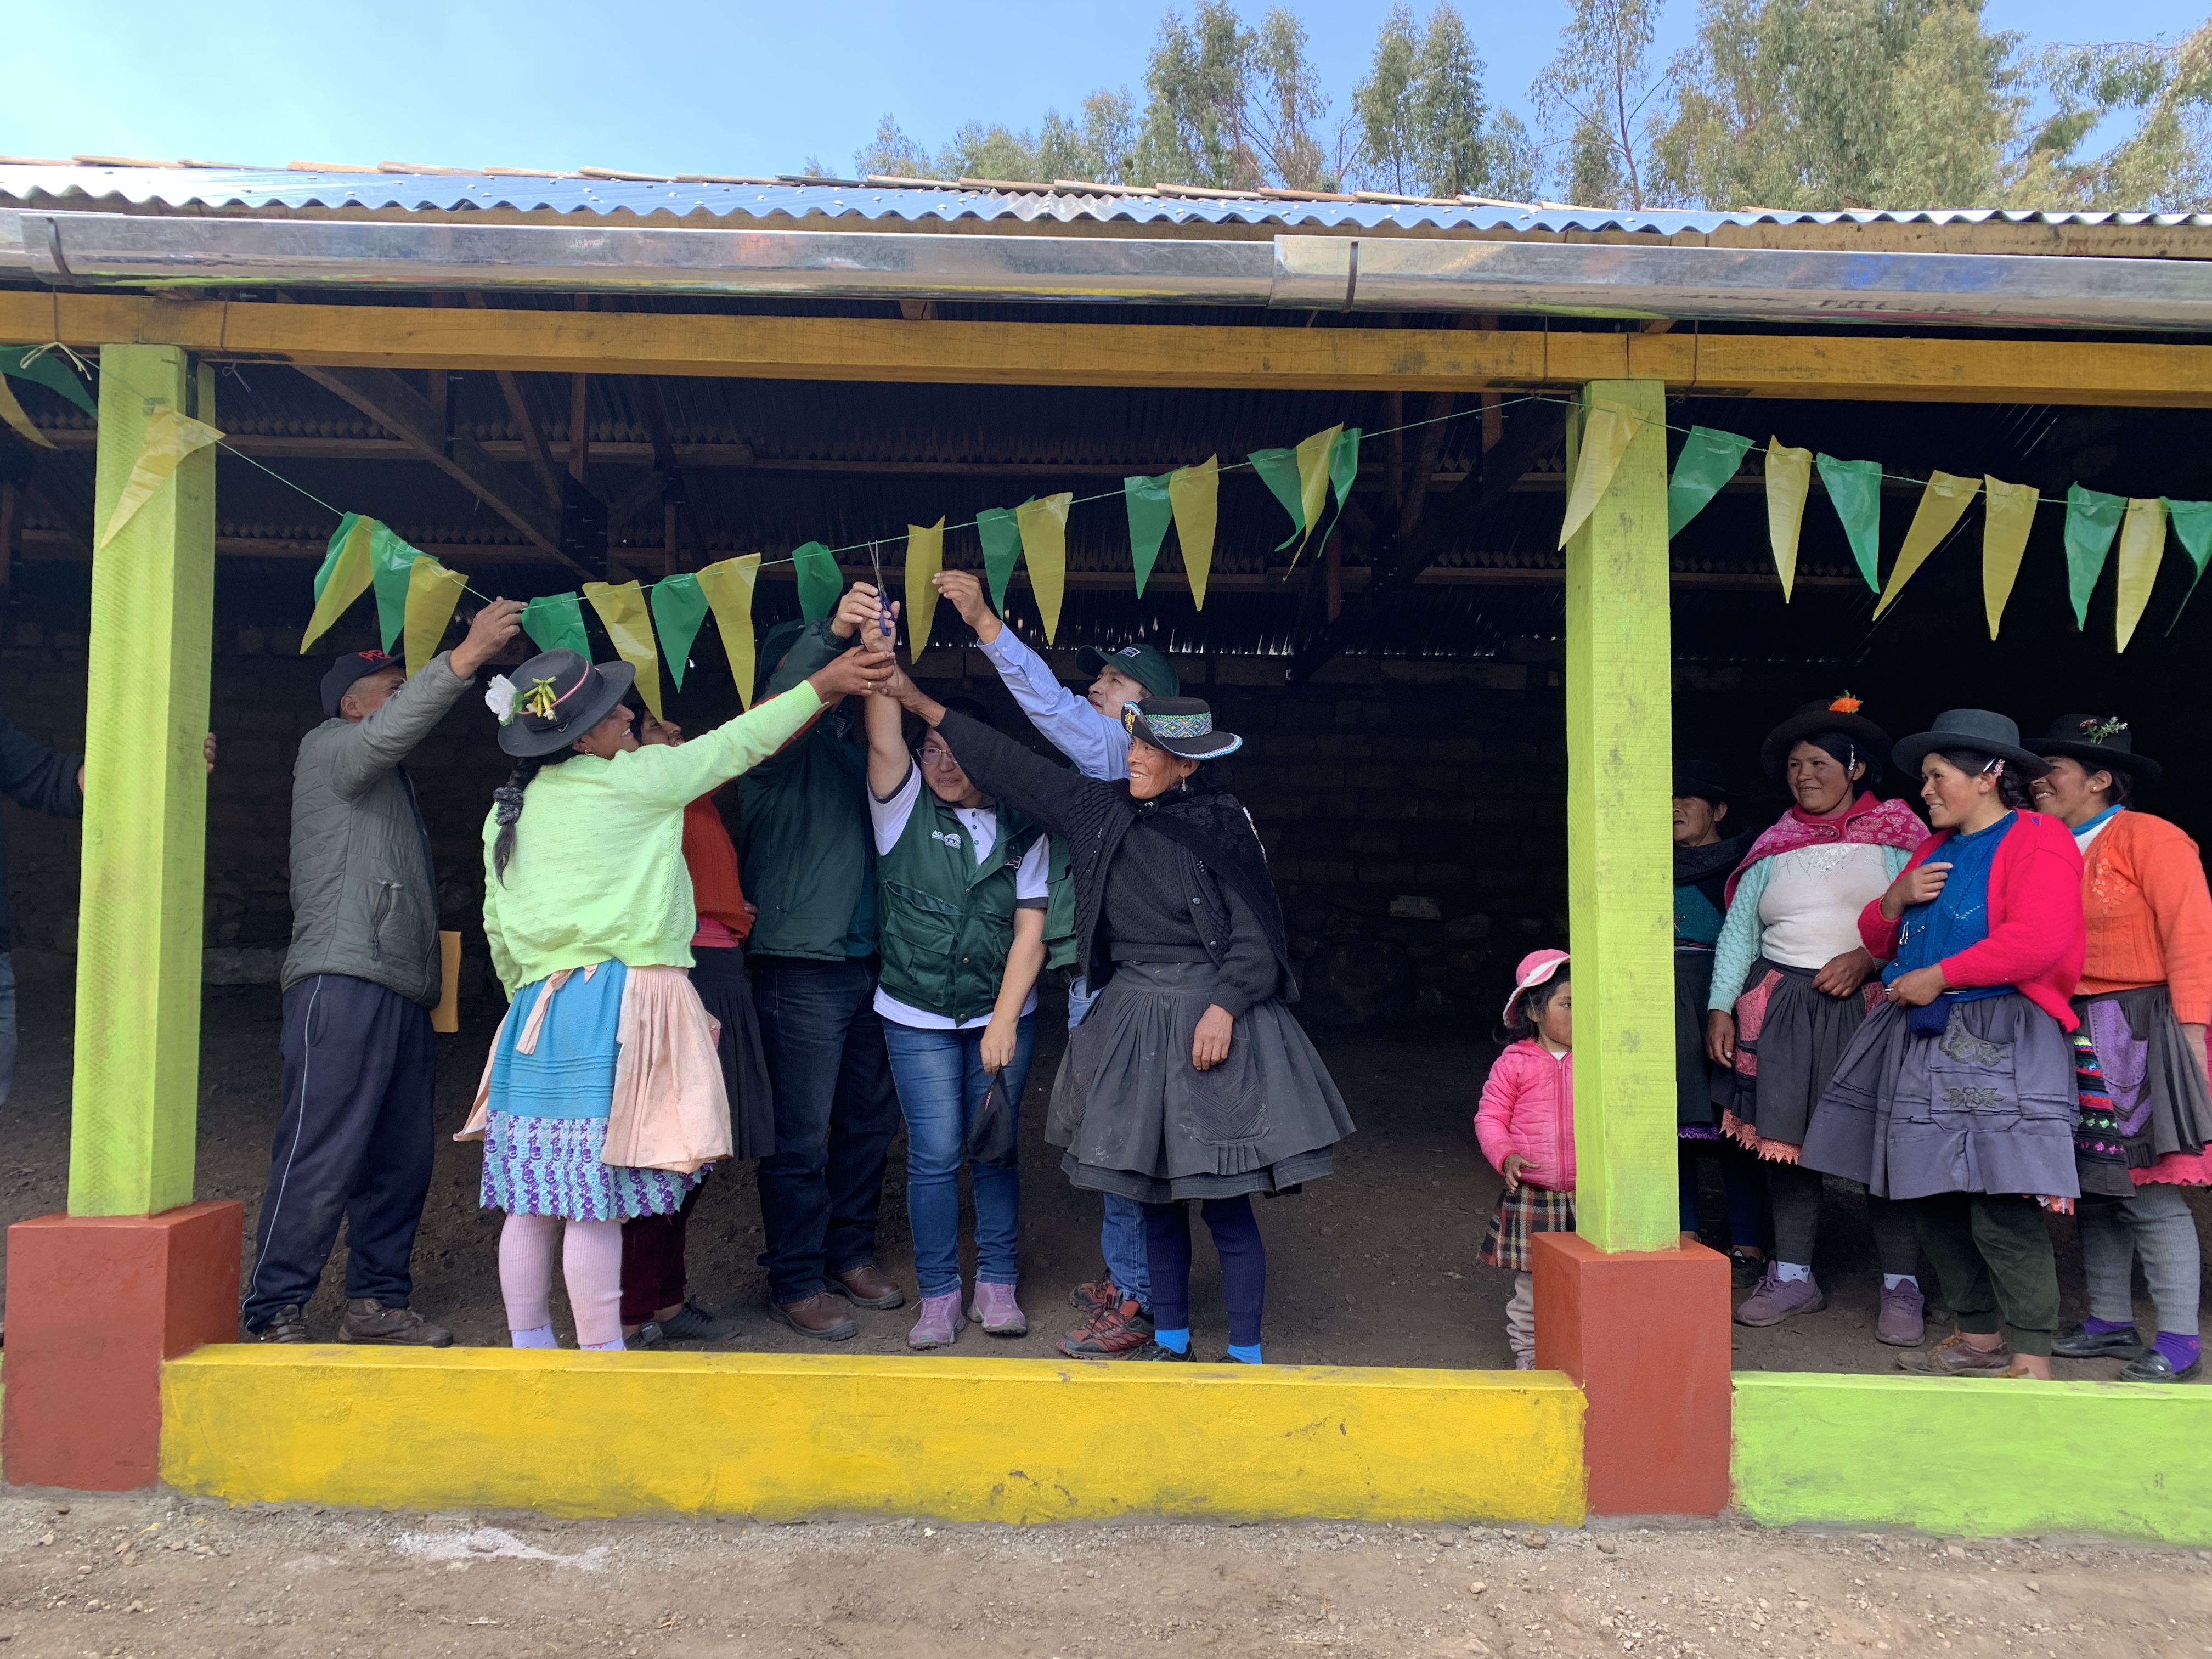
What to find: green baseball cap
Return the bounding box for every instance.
[1075,643,1180,701]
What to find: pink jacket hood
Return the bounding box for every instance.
[1474,1040,1576,1192]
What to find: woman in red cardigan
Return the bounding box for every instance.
[1800,710,2083,1380]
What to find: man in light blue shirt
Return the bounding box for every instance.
[933,569,1181,1358]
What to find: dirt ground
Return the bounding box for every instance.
[0,973,2205,1372]
[0,1486,2208,1659]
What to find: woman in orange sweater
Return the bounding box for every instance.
[2030,715,2212,1383]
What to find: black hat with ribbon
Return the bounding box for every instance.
[1893,708,2051,781]
[488,650,636,758]
[1121,696,1242,761]
[2035,713,2162,787]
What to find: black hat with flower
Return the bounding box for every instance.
[2035,713,2162,787]
[486,650,636,758]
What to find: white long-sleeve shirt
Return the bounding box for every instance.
[977,629,1128,782]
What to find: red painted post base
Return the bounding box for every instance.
[1531,1231,1731,1516]
[3,1201,241,1491]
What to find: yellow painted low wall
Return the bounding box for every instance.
[162,1347,1585,1524]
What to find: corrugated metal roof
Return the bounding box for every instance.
[3,163,2208,234]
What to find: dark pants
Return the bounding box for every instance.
[1677,1138,1767,1248]
[622,1182,704,1324]
[751,957,901,1305]
[1144,1195,1267,1348]
[1915,1191,2061,1356]
[1770,1161,1921,1276]
[242,974,436,1331]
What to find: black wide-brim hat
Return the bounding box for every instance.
[495,649,637,758]
[2035,713,2162,787]
[1673,764,1732,805]
[1121,695,1242,761]
[1760,696,1893,779]
[1893,708,2051,781]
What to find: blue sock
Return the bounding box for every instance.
[580,1338,625,1351]
[510,1324,557,1350]
[1226,1342,1263,1365]
[1154,1327,1190,1354]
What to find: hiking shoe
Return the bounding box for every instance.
[338,1299,453,1347]
[1126,1341,1192,1361]
[1728,1249,1766,1290]
[970,1281,1028,1338]
[1898,1330,2016,1376]
[907,1290,967,1350]
[827,1264,906,1310]
[2052,1322,2146,1359]
[1875,1280,1927,1347]
[768,1292,858,1342]
[658,1300,743,1342]
[245,1304,311,1344]
[1060,1300,1156,1359]
[624,1321,668,1351]
[1734,1263,1827,1327]
[1070,1274,1122,1313]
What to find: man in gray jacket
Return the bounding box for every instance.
[241,599,521,1343]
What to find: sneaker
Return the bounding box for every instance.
[1070,1274,1122,1313]
[907,1290,967,1350]
[244,1304,311,1344]
[624,1320,668,1351]
[970,1281,1028,1338]
[2051,1322,2147,1359]
[1728,1249,1765,1290]
[1126,1340,1193,1361]
[1060,1300,1156,1358]
[658,1300,743,1342]
[1875,1280,1927,1347]
[338,1299,453,1347]
[1734,1263,1827,1327]
[1897,1330,2017,1376]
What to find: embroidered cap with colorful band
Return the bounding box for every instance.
[1758,693,1894,780]
[2035,713,2162,787]
[1120,696,1242,761]
[1075,642,1181,701]
[1502,948,1570,1025]
[489,648,638,758]
[320,649,403,718]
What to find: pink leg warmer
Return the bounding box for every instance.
[498,1213,561,1336]
[562,1217,627,1350]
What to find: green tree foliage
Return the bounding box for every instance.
[1649,0,2025,209]
[1533,0,1665,207]
[2012,22,2212,211]
[1352,4,1533,198]
[851,92,1136,184]
[1127,3,1335,190]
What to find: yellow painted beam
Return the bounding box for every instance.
[2,292,2209,405]
[162,1347,1587,1524]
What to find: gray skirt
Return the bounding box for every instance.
[1046,959,1356,1203]
[1800,994,2080,1201]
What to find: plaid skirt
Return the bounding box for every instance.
[1480,1183,1577,1272]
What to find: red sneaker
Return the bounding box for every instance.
[1069,1274,1122,1313]
[1059,1300,1156,1359]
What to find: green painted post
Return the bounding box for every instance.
[66,346,216,1216]
[1562,378,1677,1252]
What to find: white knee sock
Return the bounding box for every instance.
[563,1217,627,1350]
[499,1213,561,1338]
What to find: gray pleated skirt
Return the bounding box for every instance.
[1046,959,1356,1203]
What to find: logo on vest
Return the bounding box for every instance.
[932,829,964,849]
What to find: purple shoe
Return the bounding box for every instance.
[1875,1279,1926,1347]
[907,1290,967,1350]
[1734,1263,1828,1327]
[970,1280,1028,1338]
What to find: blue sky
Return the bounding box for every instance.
[1,0,2195,182]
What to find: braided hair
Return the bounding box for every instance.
[491,748,578,884]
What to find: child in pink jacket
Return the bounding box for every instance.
[1475,950,1575,1368]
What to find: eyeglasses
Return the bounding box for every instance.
[917,746,959,770]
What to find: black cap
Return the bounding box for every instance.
[321,650,402,718]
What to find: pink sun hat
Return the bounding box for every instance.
[1502,949,1570,1025]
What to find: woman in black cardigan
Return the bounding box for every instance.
[884,665,1353,1363]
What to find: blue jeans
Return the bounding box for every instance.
[882,1015,1035,1297]
[751,958,902,1304]
[1070,973,1152,1308]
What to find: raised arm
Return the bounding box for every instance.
[863,655,911,799]
[885,661,1105,836]
[330,600,522,800]
[939,569,1127,781]
[616,646,888,809]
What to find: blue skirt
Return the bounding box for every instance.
[479,963,703,1221]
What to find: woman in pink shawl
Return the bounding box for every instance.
[1705,697,1929,1345]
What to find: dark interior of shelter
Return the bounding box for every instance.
[3,299,2209,1371]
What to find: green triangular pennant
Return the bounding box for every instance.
[0,346,97,415]
[1816,455,1884,591]
[977,506,1023,614]
[2164,498,2212,633]
[1317,426,1361,557]
[368,521,422,653]
[791,541,842,623]
[1248,446,1306,549]
[520,592,589,658]
[312,512,363,604]
[650,572,710,691]
[2063,484,2125,630]
[1124,473,1173,596]
[1666,427,1752,538]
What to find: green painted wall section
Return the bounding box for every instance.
[1562,379,1678,1252]
[1734,1372,2212,1545]
[67,347,215,1216]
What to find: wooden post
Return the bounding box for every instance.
[1560,376,1675,1253]
[69,345,217,1217]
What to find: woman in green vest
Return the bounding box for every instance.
[864,683,1051,1348]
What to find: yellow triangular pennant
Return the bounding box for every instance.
[1015,493,1072,644]
[301,516,375,653]
[696,555,763,709]
[1290,424,1342,563]
[904,519,944,656]
[98,407,223,550]
[1558,399,1640,548]
[2115,496,2168,652]
[1168,458,1218,610]
[1981,477,2038,640]
[1872,471,1979,620]
[0,376,54,449]
[1764,439,1812,602]
[402,557,467,679]
[583,578,663,719]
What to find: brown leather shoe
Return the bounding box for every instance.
[768,1292,859,1341]
[1897,1329,2014,1376]
[338,1299,453,1347]
[827,1264,906,1310]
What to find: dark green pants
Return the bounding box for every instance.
[1913,1192,2061,1356]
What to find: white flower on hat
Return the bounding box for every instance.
[484,674,518,725]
